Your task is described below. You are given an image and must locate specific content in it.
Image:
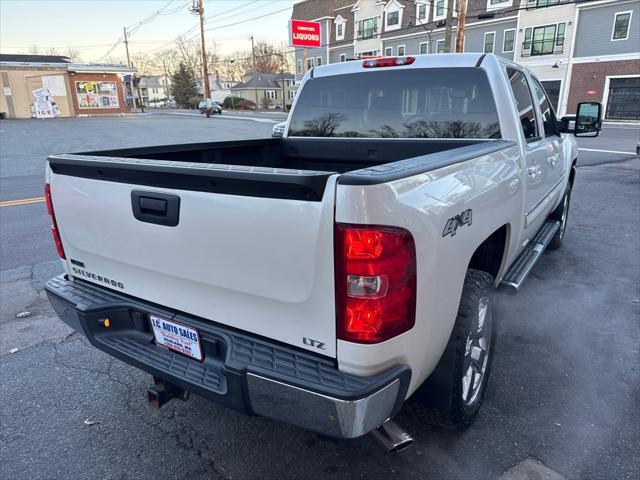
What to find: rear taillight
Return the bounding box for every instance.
[335,224,416,344]
[44,183,65,259]
[362,56,415,68]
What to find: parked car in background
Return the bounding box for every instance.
[198,100,222,115]
[272,121,286,137]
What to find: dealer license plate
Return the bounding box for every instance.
[150,315,203,361]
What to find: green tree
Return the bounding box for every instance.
[170,62,199,108]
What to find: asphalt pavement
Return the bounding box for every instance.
[0,116,638,480]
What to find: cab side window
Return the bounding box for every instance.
[506,68,538,141]
[532,79,559,137]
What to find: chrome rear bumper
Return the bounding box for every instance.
[45,275,411,438]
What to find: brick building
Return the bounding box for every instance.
[568,0,640,121]
[0,54,136,119]
[290,0,640,121]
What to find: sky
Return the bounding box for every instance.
[0,0,296,62]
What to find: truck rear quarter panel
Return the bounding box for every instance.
[335,143,523,396]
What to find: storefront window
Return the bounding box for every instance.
[76,81,119,109]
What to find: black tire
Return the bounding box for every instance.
[548,187,571,250]
[405,269,495,430]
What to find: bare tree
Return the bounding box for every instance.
[130,53,155,76]
[64,48,82,63]
[28,45,40,55]
[152,48,180,80]
[175,37,201,75]
[217,40,293,80]
[216,55,245,82]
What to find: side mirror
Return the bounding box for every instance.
[575,102,602,137]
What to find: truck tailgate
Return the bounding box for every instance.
[48,156,338,357]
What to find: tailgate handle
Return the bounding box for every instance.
[131,190,180,227]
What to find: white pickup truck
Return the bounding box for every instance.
[45,54,602,452]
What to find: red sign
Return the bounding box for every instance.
[290,19,321,48]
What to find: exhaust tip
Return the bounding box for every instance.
[370,419,414,454]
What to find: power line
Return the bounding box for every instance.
[196,0,600,68]
[98,0,185,61]
[144,1,288,54]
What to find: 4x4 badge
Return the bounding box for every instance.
[442,208,473,237]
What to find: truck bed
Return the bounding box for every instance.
[49,138,512,202]
[76,137,488,174]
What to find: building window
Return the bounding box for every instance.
[397,45,406,56]
[387,11,399,26]
[484,32,496,53]
[340,53,347,62]
[76,81,120,109]
[612,11,632,41]
[266,90,276,100]
[503,29,515,52]
[523,23,565,56]
[434,0,456,21]
[316,56,322,66]
[297,59,302,75]
[419,42,428,54]
[384,0,402,31]
[307,57,315,70]
[335,15,346,41]
[288,90,296,100]
[416,3,428,22]
[358,17,378,39]
[384,46,393,56]
[556,23,565,46]
[535,0,560,6]
[436,39,446,54]
[487,0,513,10]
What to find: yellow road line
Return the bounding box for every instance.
[0,197,46,208]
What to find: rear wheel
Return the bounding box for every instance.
[406,269,495,430]
[548,187,571,250]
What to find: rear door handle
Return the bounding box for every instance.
[527,165,542,179]
[131,190,180,226]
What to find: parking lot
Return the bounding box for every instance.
[1,114,638,480]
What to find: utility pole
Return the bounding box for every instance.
[124,26,144,112]
[281,69,286,111]
[455,0,467,53]
[444,0,454,53]
[192,0,211,117]
[250,35,256,71]
[162,57,170,106]
[123,27,133,111]
[123,27,131,66]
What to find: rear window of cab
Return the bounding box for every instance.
[288,68,501,139]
